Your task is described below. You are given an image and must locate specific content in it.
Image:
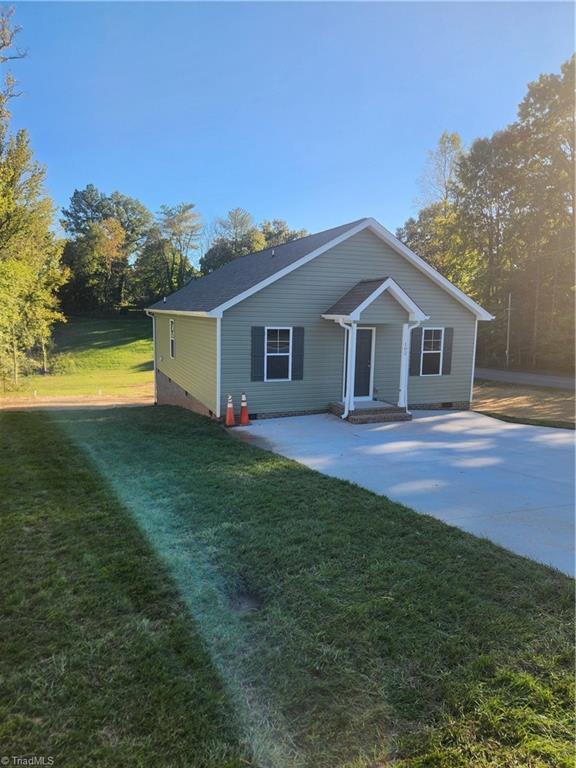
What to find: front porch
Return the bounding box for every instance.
[329,400,412,424]
[322,277,429,423]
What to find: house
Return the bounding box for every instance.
[146,217,493,423]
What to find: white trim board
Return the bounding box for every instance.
[322,277,429,323]
[342,326,376,400]
[210,218,494,321]
[264,326,293,382]
[215,316,221,418]
[146,308,214,318]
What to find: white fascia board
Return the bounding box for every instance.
[163,217,493,321]
[321,313,353,323]
[364,219,494,321]
[211,220,371,315]
[146,308,216,318]
[350,277,429,322]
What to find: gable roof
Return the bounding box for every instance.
[148,219,368,314]
[148,217,493,320]
[323,277,428,322]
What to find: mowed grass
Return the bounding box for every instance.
[2,314,153,398]
[0,411,250,767]
[25,405,573,767]
[474,381,575,428]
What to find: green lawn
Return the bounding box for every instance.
[1,314,153,398]
[1,407,573,767]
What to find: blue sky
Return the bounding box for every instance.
[10,2,574,240]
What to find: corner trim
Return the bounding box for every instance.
[215,316,222,418]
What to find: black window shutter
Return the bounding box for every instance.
[442,327,454,375]
[251,327,265,381]
[292,327,304,380]
[409,327,423,376]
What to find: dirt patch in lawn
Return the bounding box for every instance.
[473,380,575,426]
[0,391,154,411]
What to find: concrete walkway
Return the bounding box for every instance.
[476,368,574,391]
[236,411,575,576]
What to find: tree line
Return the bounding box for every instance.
[60,195,307,312]
[397,56,574,372]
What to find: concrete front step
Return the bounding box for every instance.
[329,401,412,424]
[347,411,412,424]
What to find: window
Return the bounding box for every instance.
[169,318,176,359]
[265,327,292,381]
[420,327,443,376]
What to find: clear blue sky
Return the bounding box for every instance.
[11,2,575,238]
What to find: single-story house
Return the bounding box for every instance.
[146,217,493,423]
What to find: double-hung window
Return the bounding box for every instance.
[420,327,443,375]
[169,318,176,359]
[265,327,292,381]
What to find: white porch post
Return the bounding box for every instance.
[346,321,358,412]
[398,322,410,408]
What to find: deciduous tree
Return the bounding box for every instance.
[0,10,67,386]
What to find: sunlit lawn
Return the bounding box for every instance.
[473,381,574,427]
[1,315,153,399]
[2,406,572,767]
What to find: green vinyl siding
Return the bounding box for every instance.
[371,323,404,404]
[155,314,218,413]
[221,229,476,414]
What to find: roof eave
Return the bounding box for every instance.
[146,308,219,318]
[363,219,494,320]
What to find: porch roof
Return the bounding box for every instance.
[322,277,428,322]
[324,278,387,316]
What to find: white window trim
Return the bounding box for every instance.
[169,318,175,359]
[264,326,292,382]
[420,326,444,377]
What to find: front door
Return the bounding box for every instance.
[354,328,373,398]
[343,327,375,401]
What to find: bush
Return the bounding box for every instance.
[50,353,77,375]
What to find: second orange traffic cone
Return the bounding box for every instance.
[225,393,236,426]
[239,392,250,425]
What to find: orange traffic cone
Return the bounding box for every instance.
[239,392,250,425]
[225,394,236,427]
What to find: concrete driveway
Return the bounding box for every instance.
[236,411,575,576]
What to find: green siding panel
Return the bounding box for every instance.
[155,314,217,413]
[220,229,476,414]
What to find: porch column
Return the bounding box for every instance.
[346,321,358,412]
[398,322,410,408]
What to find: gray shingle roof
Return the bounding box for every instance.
[324,278,388,316]
[148,218,368,313]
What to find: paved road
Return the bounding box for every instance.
[236,411,575,576]
[475,368,574,391]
